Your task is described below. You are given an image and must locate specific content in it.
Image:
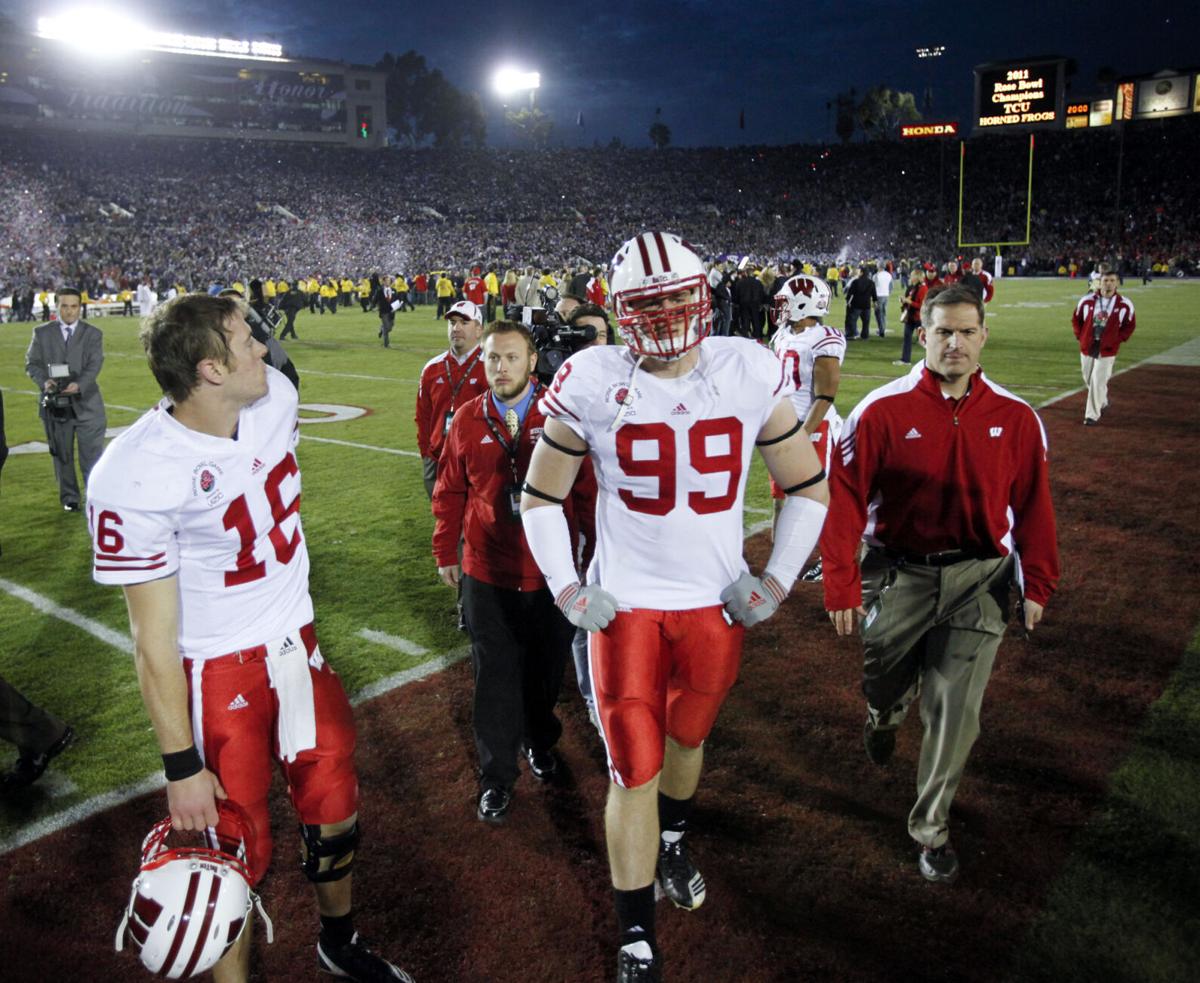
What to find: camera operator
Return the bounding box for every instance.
[24,287,107,512]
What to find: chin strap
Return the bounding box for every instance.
[251,889,275,943]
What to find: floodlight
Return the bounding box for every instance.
[38,9,150,57]
[493,67,540,97]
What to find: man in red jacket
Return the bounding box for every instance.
[1072,266,1136,426]
[415,300,487,499]
[432,321,577,824]
[822,283,1059,885]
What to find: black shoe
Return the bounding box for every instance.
[863,718,895,766]
[1084,418,1098,426]
[657,836,705,910]
[525,746,559,781]
[799,557,823,583]
[918,842,960,884]
[2,725,74,790]
[617,944,661,982]
[62,502,80,512]
[317,932,414,981]
[477,786,512,823]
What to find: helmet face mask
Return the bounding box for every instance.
[116,802,271,979]
[610,233,713,360]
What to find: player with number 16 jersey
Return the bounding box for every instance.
[88,365,311,661]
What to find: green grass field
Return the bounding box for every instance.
[1,278,1198,979]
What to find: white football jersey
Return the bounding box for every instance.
[771,323,846,426]
[540,337,793,610]
[89,367,313,660]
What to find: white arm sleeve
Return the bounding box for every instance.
[763,495,828,594]
[521,505,580,600]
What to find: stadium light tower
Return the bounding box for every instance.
[492,66,540,108]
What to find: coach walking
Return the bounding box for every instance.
[1072,265,1136,426]
[822,284,1060,884]
[432,321,577,824]
[24,287,107,511]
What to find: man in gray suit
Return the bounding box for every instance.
[24,286,107,511]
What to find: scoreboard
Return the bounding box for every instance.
[974,59,1064,130]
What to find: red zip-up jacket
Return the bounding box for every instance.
[433,386,583,592]
[414,347,487,461]
[1071,292,1135,357]
[821,364,1059,611]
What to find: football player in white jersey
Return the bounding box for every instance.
[88,294,412,983]
[770,274,846,580]
[521,233,829,983]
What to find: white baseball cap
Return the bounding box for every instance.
[446,300,481,322]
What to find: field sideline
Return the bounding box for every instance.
[1,278,1198,979]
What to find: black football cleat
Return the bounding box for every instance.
[2,725,74,791]
[317,931,414,981]
[617,943,661,982]
[656,836,705,911]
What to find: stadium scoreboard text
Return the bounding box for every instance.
[975,60,1063,130]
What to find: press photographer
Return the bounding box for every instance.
[504,301,604,384]
[24,286,107,512]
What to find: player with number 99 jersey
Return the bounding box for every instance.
[540,336,793,610]
[88,366,311,661]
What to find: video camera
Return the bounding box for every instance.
[40,364,78,419]
[245,302,283,340]
[504,303,599,382]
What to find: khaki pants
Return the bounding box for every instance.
[859,550,1013,847]
[1080,353,1115,422]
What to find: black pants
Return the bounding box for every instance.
[845,307,870,339]
[436,296,453,318]
[461,575,573,790]
[279,310,298,339]
[0,674,66,754]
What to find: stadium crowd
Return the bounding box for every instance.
[2,114,1198,307]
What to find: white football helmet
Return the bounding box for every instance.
[115,802,272,978]
[610,232,712,360]
[773,274,831,328]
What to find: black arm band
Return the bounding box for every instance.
[755,418,804,447]
[540,432,588,456]
[783,469,826,494]
[162,745,203,782]
[814,394,835,403]
[522,482,565,505]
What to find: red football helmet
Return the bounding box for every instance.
[115,802,272,978]
[610,232,712,360]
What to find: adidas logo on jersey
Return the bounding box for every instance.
[481,435,494,444]
[227,693,249,711]
[671,402,690,416]
[904,428,922,440]
[279,636,297,656]
[250,458,265,474]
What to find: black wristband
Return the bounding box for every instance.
[162,745,203,782]
[814,394,835,403]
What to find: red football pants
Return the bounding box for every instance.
[590,606,744,788]
[183,623,358,885]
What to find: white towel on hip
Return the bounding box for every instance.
[264,633,317,762]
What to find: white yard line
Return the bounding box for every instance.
[0,577,134,654]
[298,434,421,457]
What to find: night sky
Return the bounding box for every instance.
[4,0,1199,147]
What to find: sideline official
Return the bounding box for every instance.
[24,286,107,511]
[432,321,576,823]
[822,283,1060,884]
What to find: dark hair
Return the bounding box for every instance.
[140,294,244,404]
[1099,264,1115,276]
[57,286,82,301]
[568,302,613,344]
[481,319,536,356]
[920,283,986,328]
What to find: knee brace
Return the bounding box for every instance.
[299,821,359,883]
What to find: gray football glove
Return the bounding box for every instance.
[720,572,788,627]
[555,583,618,632]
